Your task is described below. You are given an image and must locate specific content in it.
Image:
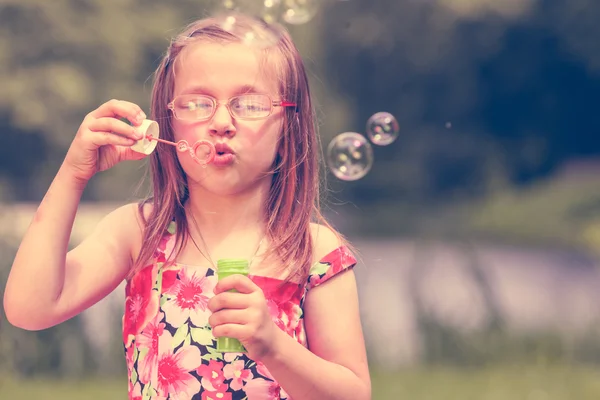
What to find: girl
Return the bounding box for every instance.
[3,14,371,400]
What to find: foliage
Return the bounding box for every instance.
[1,365,600,400]
[465,170,600,252]
[1,0,600,216]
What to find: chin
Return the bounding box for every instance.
[183,158,274,193]
[187,172,262,196]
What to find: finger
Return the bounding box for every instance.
[88,131,138,148]
[212,323,248,340]
[209,309,249,328]
[208,292,250,312]
[88,117,142,140]
[88,99,146,126]
[214,274,258,295]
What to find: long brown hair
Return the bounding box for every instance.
[130,14,341,283]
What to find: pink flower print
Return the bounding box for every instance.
[162,265,215,328]
[161,267,179,293]
[155,250,166,264]
[156,229,176,263]
[126,344,136,374]
[244,378,281,400]
[267,300,287,332]
[282,302,302,337]
[308,246,356,289]
[224,352,243,362]
[255,362,274,380]
[136,312,166,384]
[295,321,307,347]
[320,246,355,272]
[197,360,225,391]
[123,265,159,347]
[223,360,253,391]
[267,300,302,338]
[201,385,232,400]
[155,332,203,399]
[250,276,301,304]
[129,381,142,400]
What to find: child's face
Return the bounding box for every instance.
[171,41,284,195]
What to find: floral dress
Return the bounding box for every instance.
[122,222,357,400]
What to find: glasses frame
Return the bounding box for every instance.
[167,93,297,121]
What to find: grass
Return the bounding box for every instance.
[465,173,600,252]
[1,364,599,400]
[0,377,127,400]
[372,364,600,400]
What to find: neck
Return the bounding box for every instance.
[185,180,269,240]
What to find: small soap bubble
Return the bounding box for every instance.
[326,132,374,181]
[177,140,189,152]
[261,0,281,24]
[218,0,282,24]
[219,15,237,35]
[222,0,236,10]
[366,112,399,146]
[193,140,216,165]
[217,13,280,49]
[445,121,452,129]
[282,0,319,25]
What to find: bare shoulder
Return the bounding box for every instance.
[129,201,154,261]
[304,224,370,394]
[309,222,346,264]
[45,202,153,326]
[86,201,152,259]
[99,202,145,234]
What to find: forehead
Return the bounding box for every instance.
[173,42,279,97]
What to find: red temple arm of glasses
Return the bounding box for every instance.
[280,101,298,112]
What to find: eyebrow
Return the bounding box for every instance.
[180,84,266,96]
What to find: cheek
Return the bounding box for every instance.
[172,120,202,142]
[247,132,281,167]
[247,116,283,151]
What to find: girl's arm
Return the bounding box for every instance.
[3,165,139,330]
[260,226,371,400]
[4,99,146,331]
[262,268,371,400]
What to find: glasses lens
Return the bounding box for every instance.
[230,94,271,119]
[174,95,214,120]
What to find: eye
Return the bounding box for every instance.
[186,99,211,111]
[176,96,213,113]
[234,95,270,111]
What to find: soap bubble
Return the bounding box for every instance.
[326,132,374,181]
[176,140,216,166]
[282,0,319,25]
[261,0,282,23]
[222,0,236,10]
[366,112,399,146]
[217,13,281,49]
[216,0,282,24]
[193,140,216,165]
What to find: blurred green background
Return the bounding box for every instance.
[1,0,600,399]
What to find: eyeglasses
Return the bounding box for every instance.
[167,93,297,121]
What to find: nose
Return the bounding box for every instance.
[208,103,236,137]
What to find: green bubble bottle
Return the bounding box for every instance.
[215,258,249,353]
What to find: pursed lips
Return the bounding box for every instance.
[214,143,234,155]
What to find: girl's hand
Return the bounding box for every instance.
[63,99,148,185]
[208,275,278,361]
